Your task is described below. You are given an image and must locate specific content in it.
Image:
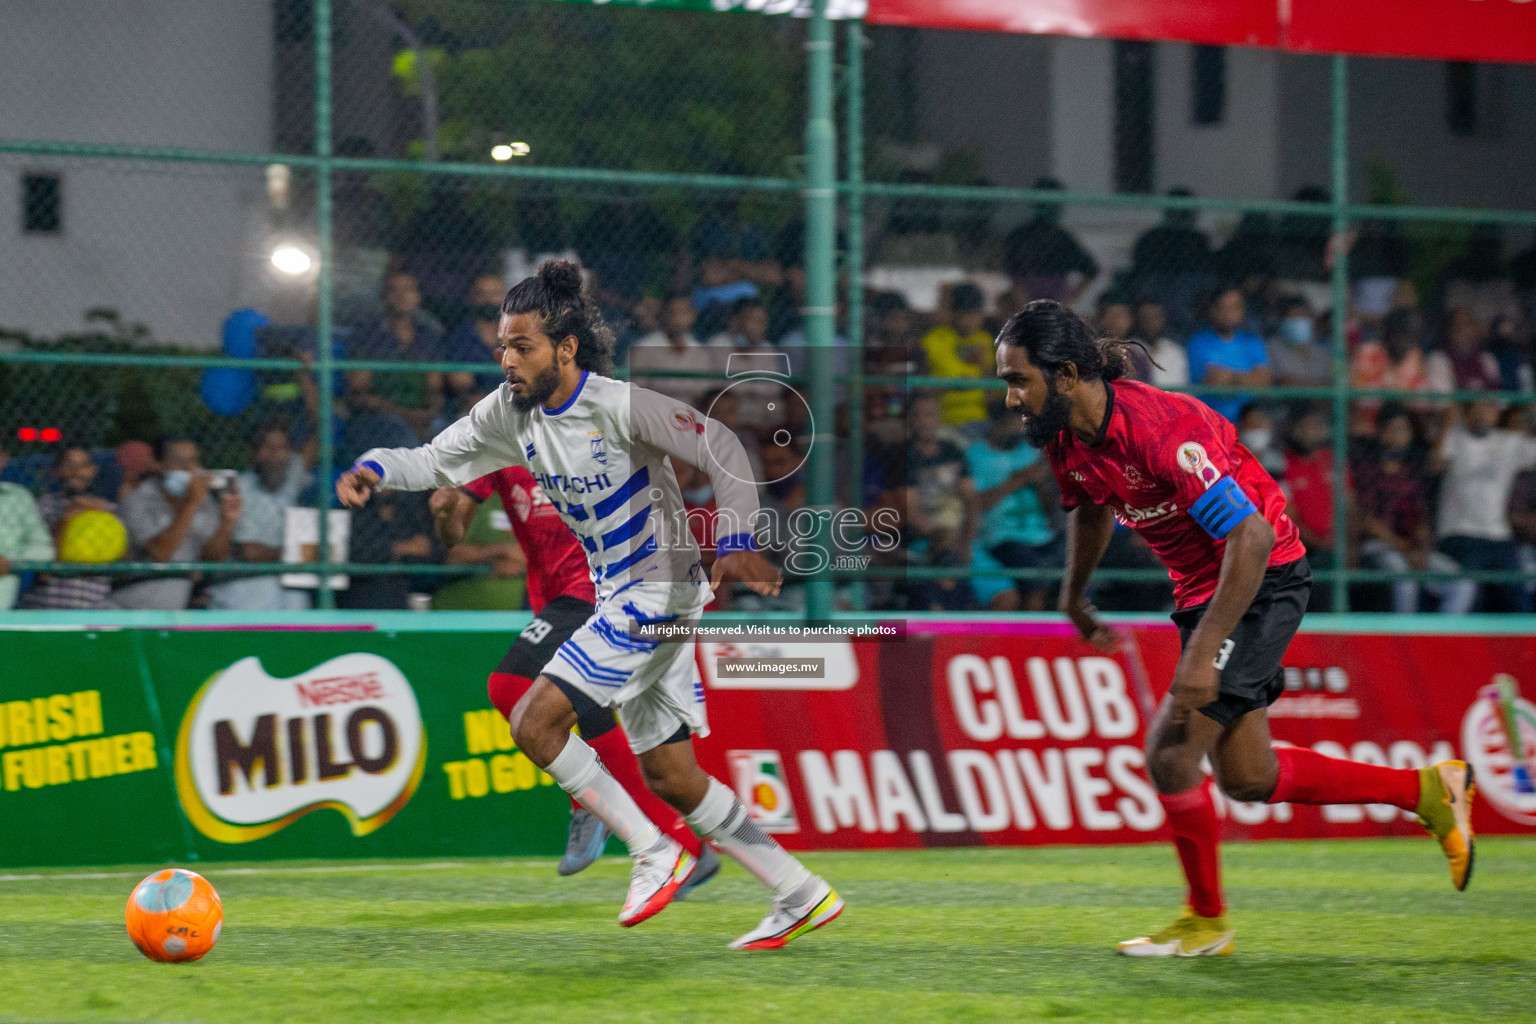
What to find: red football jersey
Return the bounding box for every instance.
[463,466,597,612]
[1046,379,1306,609]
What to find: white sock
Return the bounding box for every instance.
[545,735,663,856]
[685,778,813,901]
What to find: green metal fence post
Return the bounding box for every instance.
[315,0,337,609]
[804,0,837,621]
[1330,55,1350,612]
[844,18,866,610]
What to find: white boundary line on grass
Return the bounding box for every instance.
[0,859,568,883]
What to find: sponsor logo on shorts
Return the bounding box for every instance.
[174,654,426,844]
[729,750,799,833]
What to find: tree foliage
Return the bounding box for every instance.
[392,1,805,176]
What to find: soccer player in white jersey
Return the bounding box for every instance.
[337,260,842,950]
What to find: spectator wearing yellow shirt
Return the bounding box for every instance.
[921,282,994,433]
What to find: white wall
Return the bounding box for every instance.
[0,1,274,348]
[1154,44,1280,200]
[1347,56,1536,212]
[1278,53,1536,212]
[1048,37,1115,194]
[907,29,1054,188]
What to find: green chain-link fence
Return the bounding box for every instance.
[3,2,1536,616]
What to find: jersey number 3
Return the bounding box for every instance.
[1212,638,1235,671]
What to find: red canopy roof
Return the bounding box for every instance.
[867,0,1536,64]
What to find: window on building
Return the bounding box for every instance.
[22,173,61,234]
[274,0,313,44]
[1191,45,1226,126]
[1446,62,1477,135]
[1114,41,1155,194]
[1446,61,1505,138]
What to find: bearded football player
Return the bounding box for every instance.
[996,300,1475,957]
[338,260,840,950]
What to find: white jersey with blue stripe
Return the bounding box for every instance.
[358,371,761,608]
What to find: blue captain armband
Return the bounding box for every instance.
[1189,476,1257,539]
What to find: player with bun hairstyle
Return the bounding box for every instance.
[338,260,841,950]
[995,299,1476,957]
[500,258,616,386]
[429,463,721,888]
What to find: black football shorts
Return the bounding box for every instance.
[1169,557,1312,727]
[496,595,596,680]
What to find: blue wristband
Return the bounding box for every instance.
[356,459,385,483]
[715,532,757,556]
[1188,475,1257,539]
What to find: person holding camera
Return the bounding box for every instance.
[114,437,242,609]
[207,424,312,610]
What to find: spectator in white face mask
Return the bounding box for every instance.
[1236,404,1287,478]
[116,437,241,609]
[1266,296,1331,387]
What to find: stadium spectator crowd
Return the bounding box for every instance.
[6,182,1536,615]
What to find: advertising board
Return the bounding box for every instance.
[1,617,1531,867]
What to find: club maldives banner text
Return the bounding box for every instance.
[692,621,1536,848]
[0,619,1531,867]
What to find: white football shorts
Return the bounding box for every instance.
[545,579,711,754]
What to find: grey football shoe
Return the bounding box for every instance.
[557,807,611,876]
[675,841,721,900]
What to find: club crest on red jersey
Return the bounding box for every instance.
[1176,441,1222,490]
[508,482,533,522]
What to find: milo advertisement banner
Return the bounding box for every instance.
[174,654,428,844]
[0,627,571,866]
[0,617,1532,867]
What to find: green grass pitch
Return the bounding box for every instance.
[1,838,1533,1023]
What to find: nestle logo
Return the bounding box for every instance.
[295,674,386,707]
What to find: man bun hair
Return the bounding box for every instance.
[502,258,615,375]
[536,258,584,300]
[995,299,1131,383]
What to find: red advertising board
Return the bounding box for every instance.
[867,0,1536,66]
[868,0,1279,49]
[692,622,1536,851]
[1286,0,1536,66]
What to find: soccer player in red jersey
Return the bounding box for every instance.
[995,300,1476,956]
[429,466,717,891]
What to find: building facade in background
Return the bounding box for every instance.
[0,1,275,347]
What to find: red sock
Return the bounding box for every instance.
[586,727,702,856]
[490,672,582,811]
[1160,781,1225,918]
[1268,745,1420,810]
[487,671,532,720]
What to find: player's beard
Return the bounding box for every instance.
[1022,381,1073,449]
[508,362,561,412]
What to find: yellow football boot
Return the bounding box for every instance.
[1417,760,1476,891]
[1117,907,1234,957]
